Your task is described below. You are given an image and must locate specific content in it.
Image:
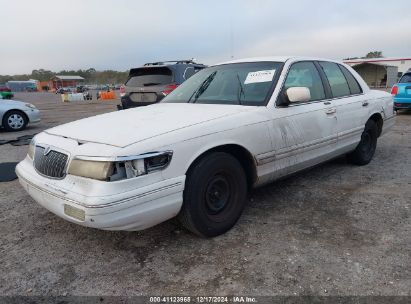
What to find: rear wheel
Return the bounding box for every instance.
[347,120,378,165]
[2,110,28,132]
[178,152,247,237]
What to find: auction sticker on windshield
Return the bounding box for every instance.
[244,70,276,84]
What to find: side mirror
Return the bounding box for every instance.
[286,87,311,103]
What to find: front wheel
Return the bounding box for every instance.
[2,110,28,132]
[347,120,378,166]
[178,152,247,237]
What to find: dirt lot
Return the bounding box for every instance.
[0,93,410,296]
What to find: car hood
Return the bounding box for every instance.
[45,103,251,147]
[0,99,27,107]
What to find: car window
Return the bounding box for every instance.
[184,67,196,80]
[339,65,362,94]
[399,73,411,83]
[126,67,173,87]
[284,61,325,101]
[319,62,351,98]
[162,62,283,106]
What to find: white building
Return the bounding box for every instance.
[343,57,411,88]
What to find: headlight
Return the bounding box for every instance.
[68,159,114,181]
[25,103,37,109]
[68,151,172,181]
[27,139,35,159]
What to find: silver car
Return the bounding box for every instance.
[0,96,41,131]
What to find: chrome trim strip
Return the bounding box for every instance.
[338,126,363,140]
[74,150,173,162]
[383,116,395,122]
[256,134,338,165]
[18,173,183,209]
[256,126,367,166]
[90,182,183,208]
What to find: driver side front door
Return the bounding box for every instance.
[262,61,339,180]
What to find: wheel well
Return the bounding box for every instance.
[3,109,29,124]
[369,113,383,137]
[187,144,258,188]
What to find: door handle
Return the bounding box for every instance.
[325,108,336,115]
[324,101,331,105]
[362,101,369,107]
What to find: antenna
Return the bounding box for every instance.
[229,16,234,59]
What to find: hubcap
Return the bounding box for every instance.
[205,175,230,215]
[7,114,24,129]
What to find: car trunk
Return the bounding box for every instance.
[395,83,411,99]
[125,67,174,103]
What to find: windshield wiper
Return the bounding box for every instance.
[236,74,244,105]
[188,71,217,103]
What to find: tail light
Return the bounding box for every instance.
[162,84,179,95]
[391,85,398,96]
[119,85,126,97]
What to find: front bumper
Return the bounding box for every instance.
[25,108,41,123]
[16,157,185,231]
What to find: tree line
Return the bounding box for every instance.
[344,51,384,61]
[0,68,129,84]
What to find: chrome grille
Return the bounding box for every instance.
[34,146,68,178]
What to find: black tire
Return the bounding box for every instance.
[347,120,378,166]
[2,110,28,132]
[178,152,247,237]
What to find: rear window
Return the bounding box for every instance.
[126,67,173,87]
[319,62,351,98]
[184,67,204,80]
[399,73,411,83]
[339,65,362,95]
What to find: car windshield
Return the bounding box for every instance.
[399,73,411,83]
[162,62,283,106]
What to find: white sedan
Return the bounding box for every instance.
[0,97,41,131]
[16,57,395,237]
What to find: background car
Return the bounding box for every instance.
[76,85,88,93]
[0,86,14,99]
[119,59,206,109]
[0,96,41,131]
[391,70,411,111]
[0,91,14,99]
[55,87,74,94]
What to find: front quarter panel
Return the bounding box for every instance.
[121,108,275,186]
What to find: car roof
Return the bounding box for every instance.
[139,63,205,68]
[129,63,206,73]
[214,56,345,66]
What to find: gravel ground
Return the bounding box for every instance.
[0,93,410,296]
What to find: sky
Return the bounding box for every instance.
[1,0,411,75]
